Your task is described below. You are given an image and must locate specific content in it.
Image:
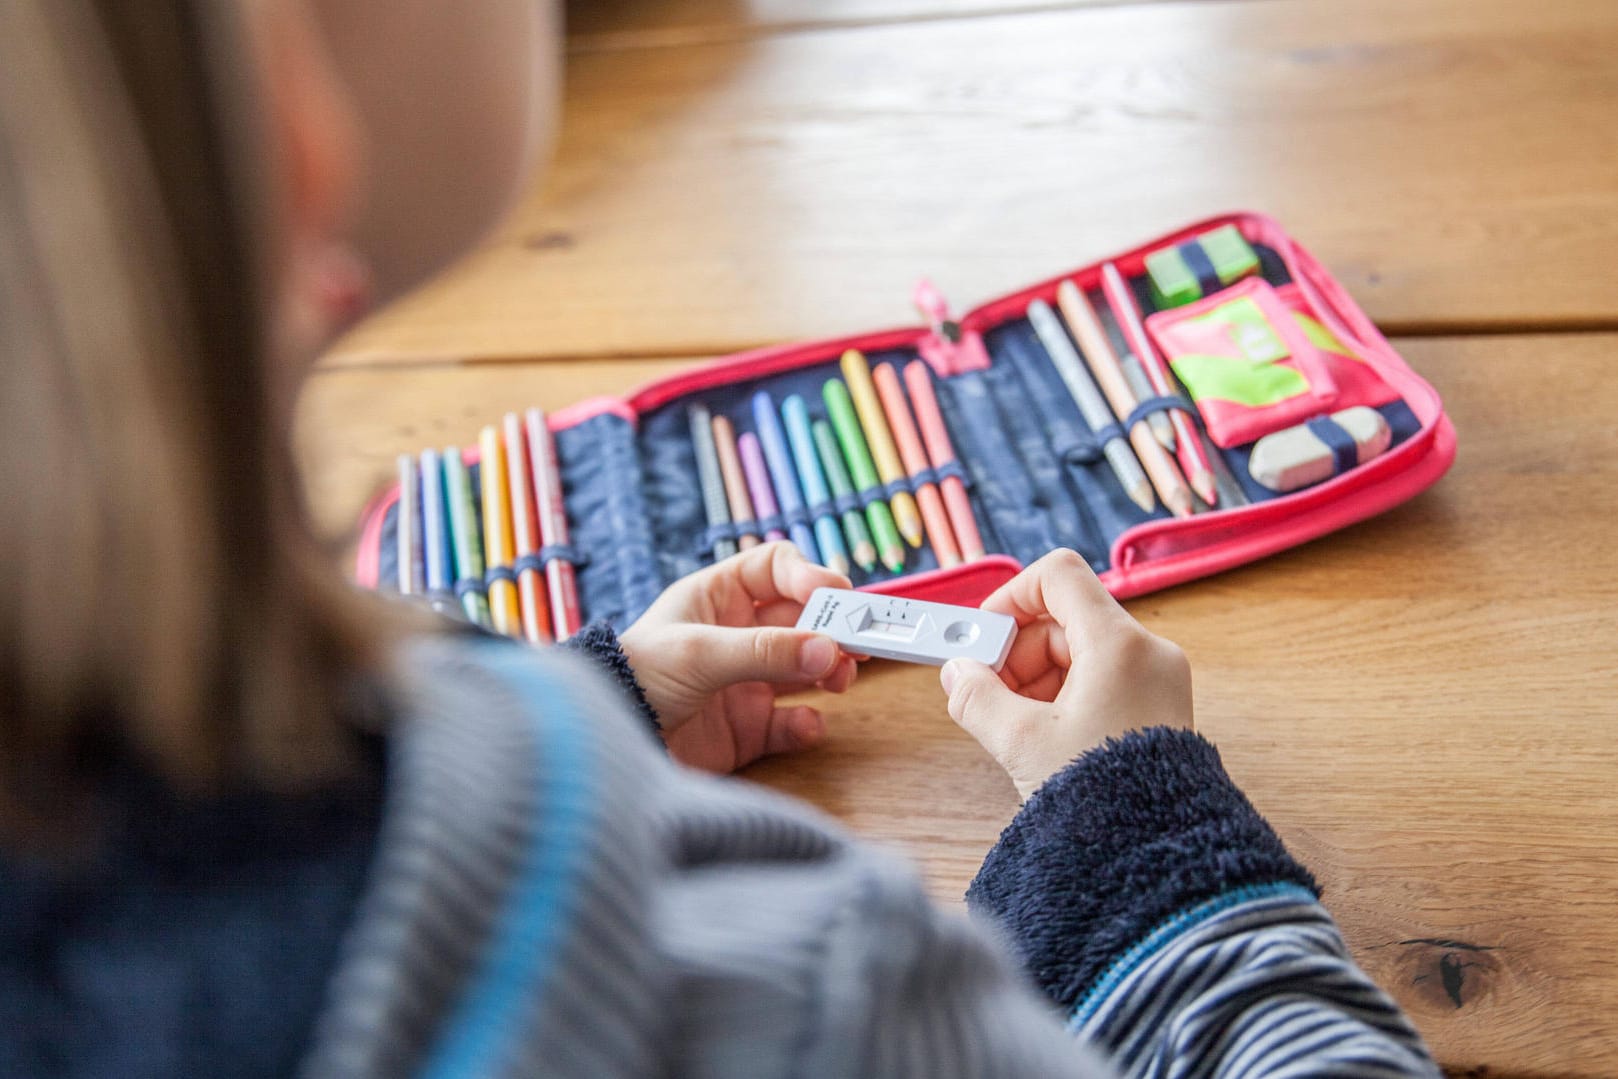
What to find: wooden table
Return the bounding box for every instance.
[303,2,1618,1073]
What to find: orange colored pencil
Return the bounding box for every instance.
[710,415,760,550]
[901,360,986,561]
[502,413,554,644]
[1056,281,1193,518]
[871,363,961,567]
[478,425,524,637]
[1100,261,1218,507]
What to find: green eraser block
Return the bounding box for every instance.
[1199,224,1260,285]
[1145,246,1201,308]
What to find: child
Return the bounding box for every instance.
[0,1,1436,1076]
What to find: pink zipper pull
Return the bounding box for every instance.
[912,278,992,375]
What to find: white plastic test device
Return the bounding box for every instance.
[795,588,1017,671]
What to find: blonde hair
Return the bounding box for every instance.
[0,0,380,847]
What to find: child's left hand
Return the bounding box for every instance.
[620,542,858,773]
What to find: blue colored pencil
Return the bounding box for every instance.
[750,391,821,564]
[418,449,459,618]
[781,395,851,576]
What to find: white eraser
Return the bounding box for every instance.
[795,588,1016,671]
[1248,406,1393,493]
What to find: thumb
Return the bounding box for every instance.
[941,659,1023,753]
[681,625,841,692]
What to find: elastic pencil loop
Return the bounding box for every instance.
[484,565,516,588]
[909,466,939,488]
[882,478,912,501]
[932,460,971,488]
[695,522,742,554]
[1305,416,1359,475]
[1124,394,1200,432]
[806,498,837,522]
[782,504,812,529]
[734,522,763,543]
[855,485,887,511]
[535,544,589,569]
[754,512,786,535]
[453,577,486,600]
[1054,432,1105,466]
[831,492,860,516]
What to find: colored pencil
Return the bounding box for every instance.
[737,433,788,543]
[689,404,738,562]
[900,362,986,561]
[1100,261,1218,506]
[751,392,821,564]
[1027,298,1156,514]
[523,408,581,639]
[441,448,492,628]
[502,414,554,644]
[478,426,523,637]
[870,363,961,567]
[1056,280,1193,518]
[396,454,425,595]
[840,349,924,548]
[823,378,905,573]
[781,395,851,576]
[811,419,877,573]
[419,449,457,617]
[710,415,760,550]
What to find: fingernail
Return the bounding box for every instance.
[940,660,960,694]
[801,636,837,678]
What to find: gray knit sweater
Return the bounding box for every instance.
[296,634,1436,1078]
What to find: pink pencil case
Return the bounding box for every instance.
[354,211,1455,629]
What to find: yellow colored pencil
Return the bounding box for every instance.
[478,426,523,637]
[840,349,924,548]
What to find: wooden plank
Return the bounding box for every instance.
[297,331,1618,1074]
[328,0,1618,368]
[567,0,1168,50]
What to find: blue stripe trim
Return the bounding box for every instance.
[1067,882,1317,1030]
[420,648,599,1079]
[1306,416,1359,476]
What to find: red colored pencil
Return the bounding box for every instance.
[1100,261,1219,507]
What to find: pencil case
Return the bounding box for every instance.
[354,211,1455,631]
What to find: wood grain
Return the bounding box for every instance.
[567,0,1175,50]
[328,0,1618,367]
[297,331,1618,1074]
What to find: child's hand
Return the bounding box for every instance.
[940,549,1192,801]
[620,543,858,774]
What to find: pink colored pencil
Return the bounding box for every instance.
[523,408,582,639]
[872,363,961,567]
[1100,261,1218,507]
[901,360,985,561]
[738,432,788,543]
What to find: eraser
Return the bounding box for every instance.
[1146,246,1200,309]
[1199,224,1261,285]
[795,587,1016,671]
[1248,406,1392,492]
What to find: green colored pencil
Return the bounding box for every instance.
[442,448,493,627]
[812,419,878,572]
[823,379,905,573]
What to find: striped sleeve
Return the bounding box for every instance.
[967,727,1438,1077]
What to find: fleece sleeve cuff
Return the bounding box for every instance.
[966,726,1318,1014]
[558,620,662,737]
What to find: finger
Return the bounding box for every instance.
[940,658,1028,760]
[756,598,808,628]
[759,704,826,760]
[982,548,1120,636]
[819,655,858,694]
[725,541,852,607]
[1001,618,1070,689]
[682,624,842,692]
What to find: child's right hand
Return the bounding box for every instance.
[940,549,1193,801]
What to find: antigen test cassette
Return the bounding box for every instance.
[795,588,1016,671]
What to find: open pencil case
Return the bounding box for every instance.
[355,211,1456,632]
